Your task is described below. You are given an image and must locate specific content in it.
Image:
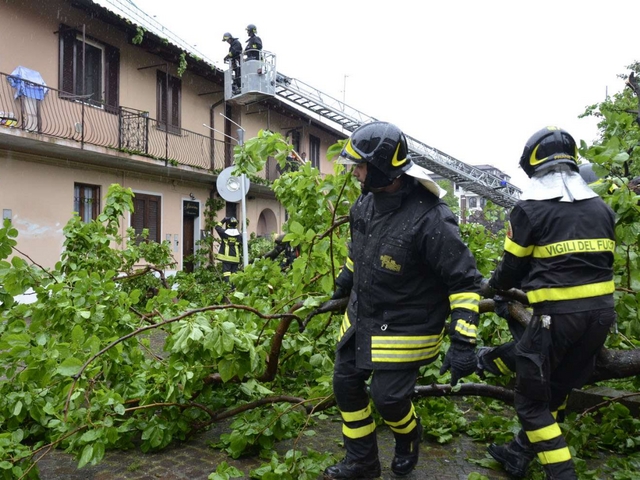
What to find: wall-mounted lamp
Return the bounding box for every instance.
[189,193,196,200]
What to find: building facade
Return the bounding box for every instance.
[0,0,343,272]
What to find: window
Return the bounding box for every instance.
[131,193,161,243]
[58,24,119,112]
[309,135,321,169]
[157,71,181,134]
[74,183,100,222]
[468,197,477,209]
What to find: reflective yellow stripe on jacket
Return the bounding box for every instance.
[526,280,615,303]
[371,331,443,363]
[505,237,615,259]
[449,292,480,313]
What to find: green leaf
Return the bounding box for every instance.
[289,221,304,235]
[80,429,101,443]
[77,444,94,469]
[56,357,84,377]
[71,324,85,345]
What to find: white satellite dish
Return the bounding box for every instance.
[216,166,250,203]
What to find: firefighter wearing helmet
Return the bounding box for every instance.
[324,121,484,478]
[244,24,262,61]
[221,33,242,93]
[485,126,616,479]
[215,216,242,282]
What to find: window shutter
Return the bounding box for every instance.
[132,198,146,240]
[104,45,120,114]
[131,195,161,243]
[59,25,76,96]
[170,77,181,130]
[148,197,159,242]
[157,71,167,126]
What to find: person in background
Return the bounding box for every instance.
[484,126,616,480]
[261,233,300,270]
[222,32,242,94]
[323,121,484,479]
[215,216,242,282]
[244,24,262,61]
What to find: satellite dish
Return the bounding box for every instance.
[216,166,250,203]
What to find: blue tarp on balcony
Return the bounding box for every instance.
[8,66,48,100]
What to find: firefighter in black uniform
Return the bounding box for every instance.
[215,216,241,282]
[485,127,616,480]
[476,160,609,381]
[222,32,242,93]
[244,24,262,61]
[323,122,484,479]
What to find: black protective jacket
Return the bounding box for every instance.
[215,222,241,264]
[490,196,616,314]
[245,34,262,60]
[335,179,483,370]
[225,39,242,63]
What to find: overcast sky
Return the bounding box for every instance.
[114,0,640,189]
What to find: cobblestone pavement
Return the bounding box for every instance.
[35,388,629,479]
[36,414,512,480]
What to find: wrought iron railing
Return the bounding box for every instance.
[0,71,226,171]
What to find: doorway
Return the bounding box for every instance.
[183,200,198,272]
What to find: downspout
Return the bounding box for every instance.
[208,98,226,264]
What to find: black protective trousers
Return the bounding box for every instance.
[332,335,420,463]
[513,308,615,479]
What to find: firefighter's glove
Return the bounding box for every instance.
[493,295,512,321]
[331,285,350,300]
[479,278,495,299]
[440,341,477,387]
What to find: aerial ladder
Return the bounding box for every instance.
[227,61,521,208]
[272,76,521,207]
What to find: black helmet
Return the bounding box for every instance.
[246,24,257,35]
[226,216,238,227]
[519,126,578,178]
[222,32,233,42]
[338,121,412,188]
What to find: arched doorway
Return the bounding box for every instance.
[257,208,277,237]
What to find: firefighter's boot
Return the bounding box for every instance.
[541,457,578,479]
[488,434,535,478]
[391,420,423,476]
[323,457,381,479]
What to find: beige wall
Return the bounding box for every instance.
[0,148,215,269]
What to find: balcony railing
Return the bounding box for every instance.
[0,72,226,171]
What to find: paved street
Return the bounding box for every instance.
[36,414,511,480]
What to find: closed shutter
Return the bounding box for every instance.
[104,45,120,114]
[131,194,161,243]
[170,77,181,131]
[147,196,159,242]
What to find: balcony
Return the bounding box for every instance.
[0,71,228,180]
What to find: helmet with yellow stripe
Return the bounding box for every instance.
[519,126,579,178]
[338,122,413,189]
